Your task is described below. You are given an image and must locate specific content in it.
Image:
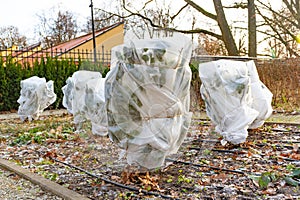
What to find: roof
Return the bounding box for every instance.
[3,22,124,65]
[49,21,124,52]
[0,42,41,61]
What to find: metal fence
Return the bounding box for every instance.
[0,46,112,66]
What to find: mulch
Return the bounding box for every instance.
[0,111,299,199]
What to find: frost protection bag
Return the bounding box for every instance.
[246,61,273,128]
[105,34,193,169]
[199,60,273,144]
[62,70,103,131]
[17,76,57,121]
[84,77,107,136]
[199,60,259,144]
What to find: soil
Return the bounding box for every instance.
[0,111,299,199]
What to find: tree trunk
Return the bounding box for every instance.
[295,0,300,28]
[213,0,239,56]
[248,0,257,57]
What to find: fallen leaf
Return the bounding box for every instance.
[290,153,300,160]
[293,144,298,153]
[212,173,228,183]
[262,187,277,195]
[111,175,120,181]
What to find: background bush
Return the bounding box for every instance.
[0,56,78,111]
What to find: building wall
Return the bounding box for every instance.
[63,23,124,62]
[77,24,123,54]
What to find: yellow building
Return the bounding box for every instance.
[3,22,124,66]
[1,43,42,64]
[48,21,124,64]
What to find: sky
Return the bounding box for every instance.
[0,0,280,48]
[0,0,216,41]
[0,0,106,43]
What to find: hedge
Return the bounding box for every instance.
[0,56,113,112]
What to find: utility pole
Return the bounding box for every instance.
[89,0,97,63]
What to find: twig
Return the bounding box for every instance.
[192,139,219,143]
[255,143,295,149]
[263,121,300,126]
[188,147,248,154]
[50,157,178,200]
[192,117,300,127]
[277,156,300,162]
[188,143,299,162]
[269,140,300,144]
[165,158,247,175]
[192,138,300,144]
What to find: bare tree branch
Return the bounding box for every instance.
[183,0,217,20]
[223,2,247,9]
[213,0,238,55]
[282,0,298,20]
[118,0,223,39]
[256,0,298,28]
[170,3,189,21]
[256,6,300,57]
[115,0,239,55]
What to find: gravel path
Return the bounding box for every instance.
[0,109,68,120]
[0,168,62,200]
[0,109,66,200]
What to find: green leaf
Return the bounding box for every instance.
[284,176,299,187]
[167,178,173,183]
[248,175,260,182]
[269,172,278,181]
[286,164,296,171]
[291,168,300,178]
[258,173,271,189]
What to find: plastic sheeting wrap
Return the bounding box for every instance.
[105,35,193,169]
[17,76,56,121]
[199,60,273,145]
[246,61,273,128]
[84,77,108,136]
[62,70,107,135]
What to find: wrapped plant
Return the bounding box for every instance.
[17,76,56,121]
[62,70,107,134]
[105,34,192,169]
[199,60,273,145]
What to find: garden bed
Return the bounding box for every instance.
[0,111,299,199]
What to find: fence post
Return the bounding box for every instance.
[102,45,104,64]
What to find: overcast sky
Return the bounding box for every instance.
[0,1,211,32]
[0,0,280,46]
[0,0,106,42]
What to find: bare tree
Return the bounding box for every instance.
[35,9,78,48]
[96,0,179,39]
[248,0,257,57]
[0,26,27,49]
[115,0,240,55]
[125,2,177,39]
[83,10,121,33]
[212,0,239,55]
[256,0,300,57]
